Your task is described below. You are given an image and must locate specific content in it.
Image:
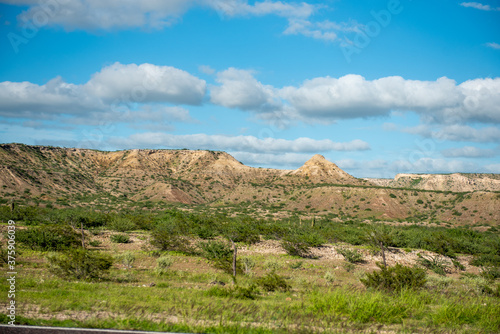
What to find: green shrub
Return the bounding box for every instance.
[280,229,324,258]
[337,247,364,263]
[200,240,240,275]
[109,217,136,232]
[110,233,130,243]
[256,272,291,292]
[452,259,465,271]
[263,259,282,272]
[46,249,113,280]
[417,254,449,276]
[470,253,500,267]
[150,222,191,253]
[88,240,101,247]
[242,257,256,275]
[155,255,174,275]
[324,271,336,284]
[361,263,426,292]
[480,266,500,281]
[290,261,303,269]
[16,225,81,251]
[115,251,135,269]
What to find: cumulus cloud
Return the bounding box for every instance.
[288,75,500,124]
[210,68,281,111]
[213,71,500,125]
[404,124,500,143]
[84,62,206,105]
[0,62,205,121]
[460,2,500,11]
[108,132,370,153]
[2,0,361,43]
[391,157,479,174]
[0,76,104,117]
[441,146,497,158]
[3,0,316,31]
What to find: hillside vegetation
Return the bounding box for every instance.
[1,143,500,333]
[0,143,499,226]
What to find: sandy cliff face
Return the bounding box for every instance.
[368,173,500,192]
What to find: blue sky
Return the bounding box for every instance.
[0,0,499,178]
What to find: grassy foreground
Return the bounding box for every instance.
[1,246,500,334]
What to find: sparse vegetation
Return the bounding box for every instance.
[1,144,500,333]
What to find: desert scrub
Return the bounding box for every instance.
[110,233,130,243]
[324,271,336,284]
[256,272,291,292]
[155,255,174,276]
[337,247,364,263]
[241,257,256,275]
[115,251,135,269]
[263,258,282,272]
[46,249,113,280]
[16,225,81,251]
[361,263,427,292]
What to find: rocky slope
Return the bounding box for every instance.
[0,143,499,225]
[367,173,500,192]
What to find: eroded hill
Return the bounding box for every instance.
[0,143,499,225]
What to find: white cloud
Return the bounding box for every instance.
[231,152,313,168]
[460,2,500,11]
[404,124,500,143]
[108,132,370,153]
[484,163,500,173]
[0,76,104,117]
[0,62,206,121]
[281,75,464,120]
[12,0,195,31]
[199,65,216,75]
[278,75,500,124]
[84,62,206,105]
[391,157,479,174]
[486,42,500,49]
[2,0,361,44]
[441,146,497,158]
[208,0,314,19]
[210,68,281,111]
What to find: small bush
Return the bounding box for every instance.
[361,263,427,292]
[88,240,101,247]
[417,254,449,276]
[337,247,364,263]
[263,259,282,272]
[290,261,303,269]
[150,223,191,253]
[199,241,240,274]
[480,266,500,281]
[155,255,174,275]
[242,257,256,275]
[16,225,81,251]
[256,272,291,292]
[342,262,355,272]
[115,251,135,269]
[281,231,323,258]
[452,259,465,271]
[110,234,130,244]
[109,217,136,232]
[46,249,113,280]
[324,271,336,284]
